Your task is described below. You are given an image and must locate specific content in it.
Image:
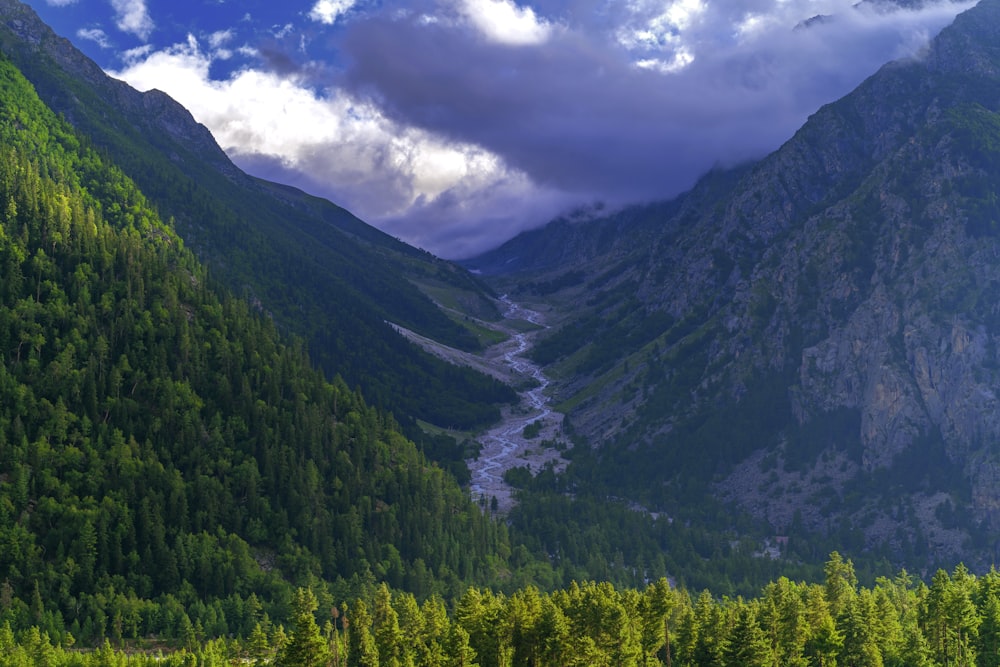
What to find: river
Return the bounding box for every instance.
[467,296,567,514]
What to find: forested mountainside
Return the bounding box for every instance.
[0,52,522,643]
[0,0,515,437]
[467,0,1000,571]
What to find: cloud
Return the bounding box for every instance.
[207,29,234,49]
[110,0,154,40]
[77,27,111,48]
[309,0,357,25]
[336,0,977,212]
[109,35,570,257]
[44,0,78,6]
[459,0,555,45]
[107,0,976,257]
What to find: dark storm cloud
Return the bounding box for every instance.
[257,43,303,74]
[336,1,973,206]
[106,0,976,257]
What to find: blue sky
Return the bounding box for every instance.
[24,0,976,258]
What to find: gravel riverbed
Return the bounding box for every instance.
[391,296,568,514]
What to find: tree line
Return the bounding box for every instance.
[5,554,1000,666]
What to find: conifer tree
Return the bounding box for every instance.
[347,600,379,667]
[373,583,404,667]
[723,604,772,667]
[824,551,857,619]
[279,588,330,667]
[446,622,479,667]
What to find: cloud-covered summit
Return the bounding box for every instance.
[31,0,977,257]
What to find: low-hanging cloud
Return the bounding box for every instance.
[109,34,575,257]
[338,0,975,205]
[110,0,976,258]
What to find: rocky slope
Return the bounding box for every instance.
[467,0,1000,567]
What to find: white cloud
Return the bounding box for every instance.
[107,35,560,257]
[77,27,111,48]
[309,0,357,25]
[98,0,980,256]
[635,46,694,73]
[110,0,154,41]
[616,0,706,55]
[207,29,234,49]
[45,0,78,6]
[459,0,553,46]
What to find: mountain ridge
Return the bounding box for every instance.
[0,0,516,435]
[469,0,1000,569]
[0,45,533,643]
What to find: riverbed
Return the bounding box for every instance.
[466,296,568,514]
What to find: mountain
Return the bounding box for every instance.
[0,0,515,438]
[466,0,1000,570]
[0,44,533,643]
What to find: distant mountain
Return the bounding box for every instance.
[467,0,1000,570]
[0,0,515,435]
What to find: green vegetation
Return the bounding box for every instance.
[0,10,515,436]
[0,54,522,644]
[6,555,1000,667]
[521,421,542,439]
[9,3,1000,662]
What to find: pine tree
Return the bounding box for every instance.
[373,583,404,667]
[723,604,773,667]
[279,588,330,667]
[248,622,272,664]
[347,599,379,667]
[824,551,858,619]
[839,589,884,667]
[447,622,479,667]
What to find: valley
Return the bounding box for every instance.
[466,297,568,514]
[396,296,569,514]
[8,0,1000,662]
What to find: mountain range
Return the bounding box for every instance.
[467,0,1000,569]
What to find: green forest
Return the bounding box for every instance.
[5,555,1000,667]
[0,53,522,643]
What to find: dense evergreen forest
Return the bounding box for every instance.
[6,555,1000,666]
[0,54,522,643]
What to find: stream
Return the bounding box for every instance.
[467,296,567,514]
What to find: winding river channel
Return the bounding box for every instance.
[467,296,567,514]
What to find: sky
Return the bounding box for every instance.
[25,0,977,258]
